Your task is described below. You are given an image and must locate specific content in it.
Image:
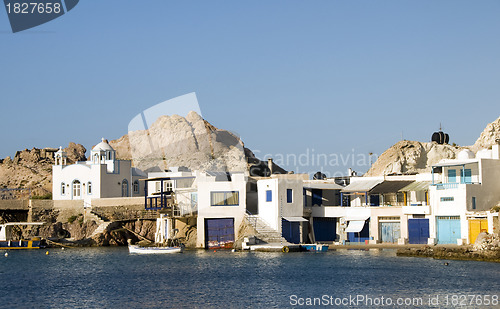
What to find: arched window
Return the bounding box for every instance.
[133,180,139,194]
[73,180,81,198]
[88,182,92,194]
[122,179,129,197]
[61,183,66,195]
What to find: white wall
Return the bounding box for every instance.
[196,172,248,248]
[257,177,304,233]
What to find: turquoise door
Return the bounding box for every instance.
[380,222,400,243]
[437,216,461,244]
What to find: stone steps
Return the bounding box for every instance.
[245,214,288,244]
[90,221,111,238]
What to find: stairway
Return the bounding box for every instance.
[90,221,111,238]
[245,213,289,244]
[86,211,110,238]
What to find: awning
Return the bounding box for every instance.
[399,181,431,192]
[283,217,308,222]
[303,182,344,190]
[345,220,366,233]
[370,181,414,194]
[341,178,383,193]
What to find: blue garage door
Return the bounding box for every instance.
[380,222,400,243]
[437,216,461,244]
[205,218,235,249]
[282,219,301,244]
[313,217,337,242]
[348,220,370,243]
[408,219,429,244]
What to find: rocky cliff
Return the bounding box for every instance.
[0,143,86,196]
[366,116,500,176]
[109,111,254,172]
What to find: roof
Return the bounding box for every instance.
[399,181,432,192]
[92,138,114,152]
[341,178,383,192]
[432,159,479,167]
[303,181,344,190]
[142,176,196,182]
[131,168,147,177]
[370,180,414,194]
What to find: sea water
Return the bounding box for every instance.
[1,248,499,308]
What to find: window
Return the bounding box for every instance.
[472,197,476,210]
[61,183,65,195]
[191,192,198,208]
[461,169,472,184]
[133,180,139,194]
[155,181,172,193]
[87,182,92,194]
[164,181,173,192]
[73,180,81,197]
[211,191,239,206]
[440,197,454,202]
[287,189,293,203]
[266,190,272,202]
[312,189,323,206]
[447,169,457,183]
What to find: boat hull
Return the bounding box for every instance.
[0,240,42,250]
[300,244,329,252]
[128,245,183,254]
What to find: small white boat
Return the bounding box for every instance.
[128,244,184,254]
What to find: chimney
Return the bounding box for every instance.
[493,138,500,160]
[267,158,273,175]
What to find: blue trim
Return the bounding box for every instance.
[266,190,272,202]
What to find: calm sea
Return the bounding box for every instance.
[0,247,499,308]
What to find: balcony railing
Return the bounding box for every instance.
[434,183,459,190]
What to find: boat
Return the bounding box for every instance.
[0,222,45,250]
[300,244,329,252]
[128,244,184,254]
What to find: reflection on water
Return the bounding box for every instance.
[1,247,499,308]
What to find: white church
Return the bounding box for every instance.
[52,138,146,200]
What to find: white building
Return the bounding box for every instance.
[52,138,146,201]
[196,171,249,248]
[429,145,500,245]
[256,174,309,244]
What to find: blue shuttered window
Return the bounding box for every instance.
[287,189,293,203]
[266,190,272,202]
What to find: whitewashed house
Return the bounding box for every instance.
[429,144,500,245]
[196,171,249,249]
[256,174,309,244]
[52,138,146,201]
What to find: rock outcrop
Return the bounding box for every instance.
[471,116,500,152]
[366,115,500,176]
[0,144,86,196]
[109,111,254,172]
[365,141,464,176]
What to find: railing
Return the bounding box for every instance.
[434,183,459,190]
[145,196,169,210]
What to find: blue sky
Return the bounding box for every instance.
[1,1,499,176]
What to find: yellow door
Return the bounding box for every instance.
[469,219,488,244]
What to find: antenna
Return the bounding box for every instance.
[439,122,442,131]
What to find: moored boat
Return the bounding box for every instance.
[0,222,45,250]
[128,244,184,254]
[300,244,329,252]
